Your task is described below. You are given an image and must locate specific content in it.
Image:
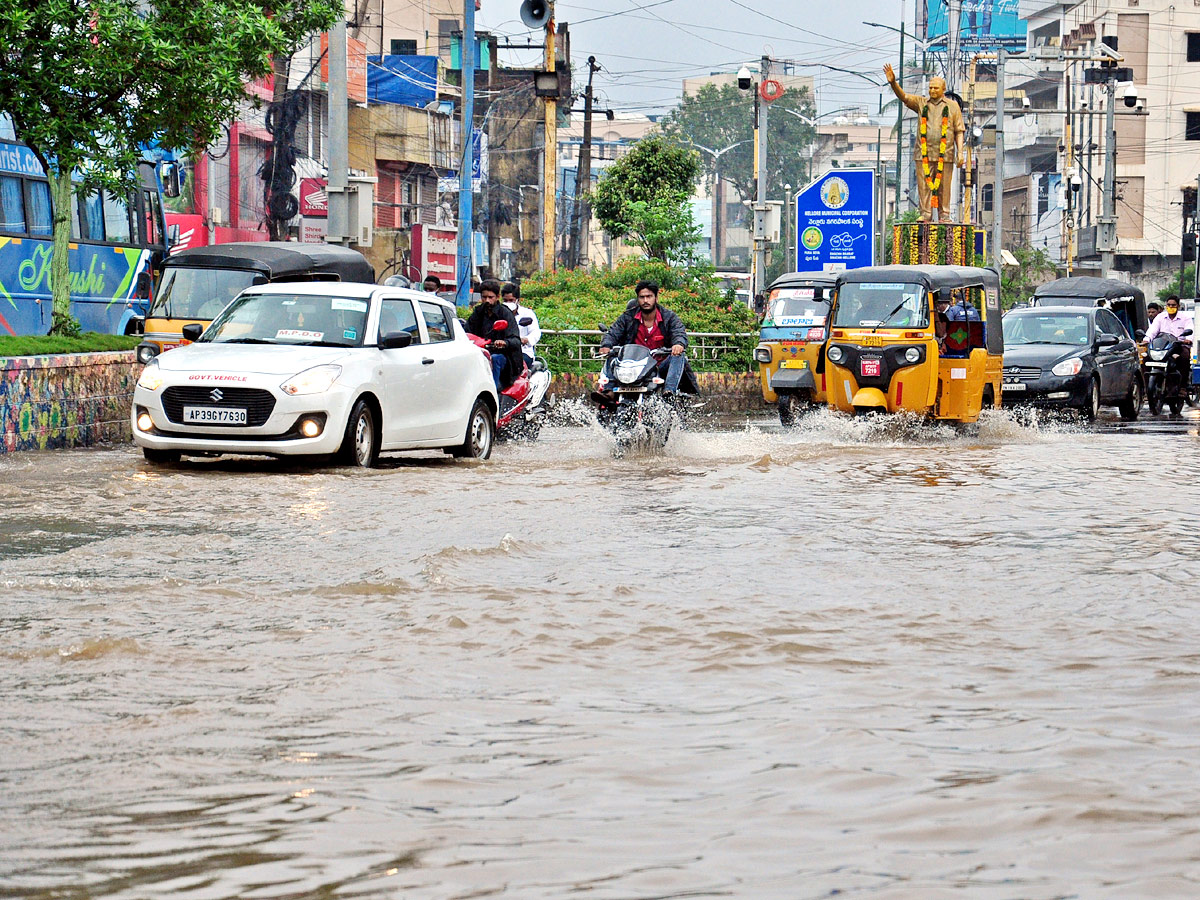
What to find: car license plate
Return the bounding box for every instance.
[860,357,882,377]
[183,406,247,425]
[861,335,884,347]
[1145,361,1167,368]
[1003,382,1026,391]
[779,359,808,369]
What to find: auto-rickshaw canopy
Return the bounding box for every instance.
[166,241,375,283]
[836,265,1003,355]
[1032,276,1147,337]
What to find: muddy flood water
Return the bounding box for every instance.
[3,408,1200,899]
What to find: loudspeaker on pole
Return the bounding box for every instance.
[520,0,550,28]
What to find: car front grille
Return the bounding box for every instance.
[161,386,276,426]
[1004,366,1041,380]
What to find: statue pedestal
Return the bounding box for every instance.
[892,223,983,266]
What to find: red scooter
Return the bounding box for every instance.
[467,318,552,439]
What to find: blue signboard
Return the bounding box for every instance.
[794,168,875,273]
[924,0,1026,51]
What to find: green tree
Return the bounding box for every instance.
[592,135,702,264]
[1001,246,1059,309]
[0,0,338,334]
[658,82,816,208]
[1157,265,1196,302]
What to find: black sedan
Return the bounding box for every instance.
[1000,305,1143,420]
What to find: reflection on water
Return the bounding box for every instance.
[2,412,1199,898]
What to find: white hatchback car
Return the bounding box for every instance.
[131,283,498,466]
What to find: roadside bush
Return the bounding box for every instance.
[512,261,757,373]
[0,333,140,357]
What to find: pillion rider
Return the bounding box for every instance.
[598,280,698,397]
[884,64,965,222]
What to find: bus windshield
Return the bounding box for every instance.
[833,282,929,329]
[149,266,264,320]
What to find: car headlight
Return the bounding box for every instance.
[1051,357,1083,377]
[136,361,164,391]
[754,346,772,364]
[827,345,844,364]
[280,364,342,396]
[904,347,921,363]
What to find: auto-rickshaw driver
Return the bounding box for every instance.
[823,265,1003,424]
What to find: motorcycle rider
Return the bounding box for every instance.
[598,280,697,397]
[501,282,541,369]
[1144,294,1193,383]
[466,279,522,389]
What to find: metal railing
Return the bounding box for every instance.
[539,329,756,370]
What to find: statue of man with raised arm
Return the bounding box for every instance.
[885,64,966,222]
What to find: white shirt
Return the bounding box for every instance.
[504,301,541,350]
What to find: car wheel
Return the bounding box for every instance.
[339,398,380,468]
[1080,378,1100,421]
[452,399,494,459]
[142,448,180,464]
[1147,374,1163,415]
[1118,377,1142,421]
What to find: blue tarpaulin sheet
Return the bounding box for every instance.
[367,55,438,108]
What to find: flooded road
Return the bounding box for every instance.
[3,409,1200,899]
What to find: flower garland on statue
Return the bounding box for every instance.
[919,103,951,211]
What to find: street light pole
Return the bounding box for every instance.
[896,0,905,219]
[755,55,770,300]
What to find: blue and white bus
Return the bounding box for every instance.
[0,122,170,336]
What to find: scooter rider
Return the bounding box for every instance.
[466,279,522,389]
[501,282,541,369]
[1145,294,1194,380]
[598,280,696,396]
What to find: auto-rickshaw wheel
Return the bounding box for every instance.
[778,393,801,426]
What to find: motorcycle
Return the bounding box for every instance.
[588,340,679,456]
[1143,328,1193,416]
[467,318,552,439]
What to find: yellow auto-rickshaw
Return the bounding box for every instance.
[136,242,374,364]
[823,265,1003,423]
[753,271,837,425]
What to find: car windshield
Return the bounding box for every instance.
[1004,313,1090,346]
[148,267,264,320]
[200,292,370,347]
[768,288,829,324]
[832,282,928,328]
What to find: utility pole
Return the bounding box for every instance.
[1099,72,1117,279]
[754,54,770,300]
[1194,173,1199,299]
[542,4,557,273]
[206,150,216,245]
[947,0,962,91]
[895,0,905,218]
[326,15,350,247]
[568,55,599,269]
[1063,71,1074,275]
[991,48,1005,274]
[455,0,476,305]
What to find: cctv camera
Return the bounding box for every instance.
[1070,174,1082,191]
[1022,96,1031,109]
[737,66,753,91]
[1136,97,1145,111]
[1123,85,1138,108]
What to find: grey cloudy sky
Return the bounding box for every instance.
[476,0,909,117]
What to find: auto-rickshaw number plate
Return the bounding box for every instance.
[779,359,808,369]
[860,357,882,378]
[860,335,884,347]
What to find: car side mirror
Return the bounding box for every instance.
[519,316,533,327]
[1135,329,1146,340]
[1096,333,1119,348]
[181,323,204,342]
[380,331,413,350]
